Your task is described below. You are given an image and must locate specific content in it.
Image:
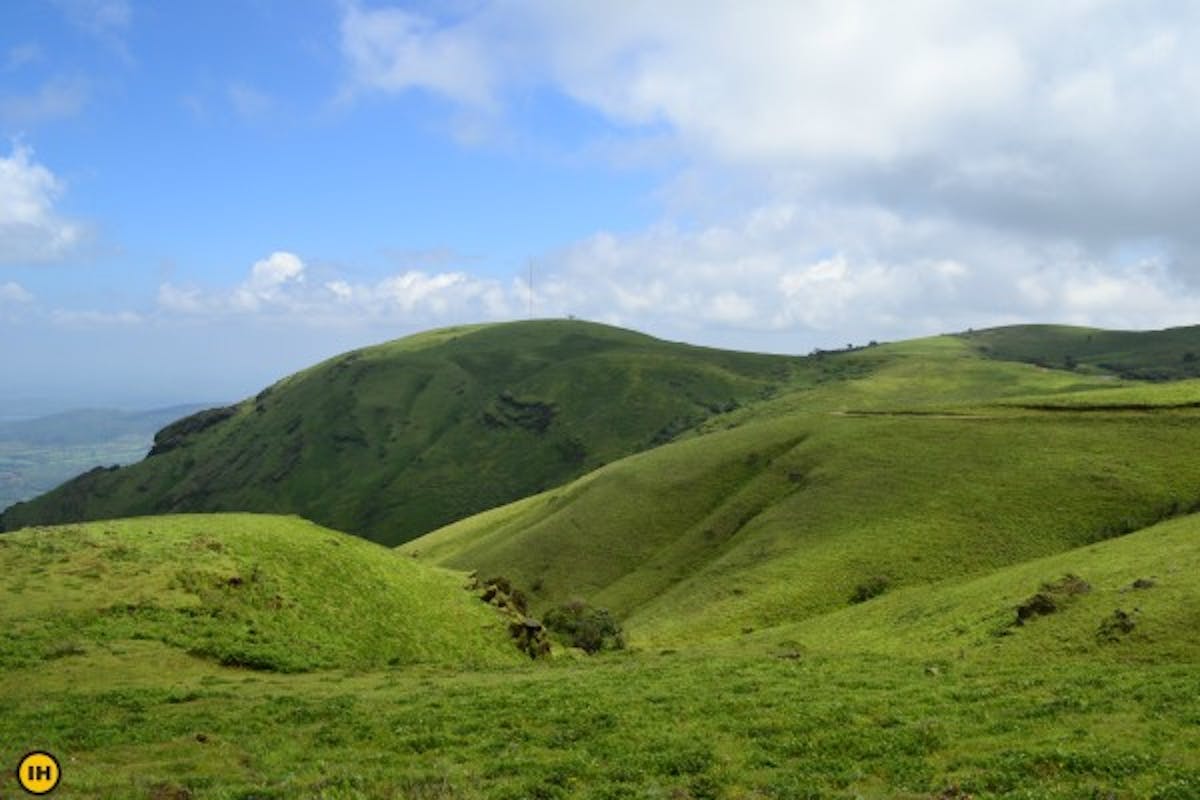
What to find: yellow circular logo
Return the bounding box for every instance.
[16,751,61,795]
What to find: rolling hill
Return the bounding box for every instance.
[403,335,1200,646]
[0,320,803,545]
[0,514,519,672]
[762,506,1200,665]
[961,322,1200,380]
[4,322,1200,798]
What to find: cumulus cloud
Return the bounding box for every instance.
[335,1,1200,341]
[529,203,1200,348]
[148,227,1200,351]
[0,144,87,264]
[158,251,515,324]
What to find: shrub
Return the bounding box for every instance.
[850,575,891,604]
[542,599,624,654]
[1014,574,1091,626]
[1097,608,1137,642]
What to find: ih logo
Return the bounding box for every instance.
[16,751,61,795]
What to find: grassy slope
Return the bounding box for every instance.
[2,508,1199,798]
[753,509,1200,665]
[0,514,519,672]
[961,323,1200,380]
[405,337,1200,646]
[4,329,1200,798]
[0,320,802,545]
[4,516,1198,798]
[5,649,1198,798]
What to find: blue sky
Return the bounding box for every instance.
[4,1,1200,414]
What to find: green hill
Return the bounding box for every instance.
[962,323,1200,380]
[0,514,519,672]
[0,320,802,545]
[404,339,1200,646]
[747,507,1200,665]
[5,324,1200,798]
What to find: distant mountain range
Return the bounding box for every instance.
[0,403,213,512]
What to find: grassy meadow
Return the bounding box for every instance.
[2,514,1199,798]
[3,321,1200,798]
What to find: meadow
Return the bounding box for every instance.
[2,512,1199,798]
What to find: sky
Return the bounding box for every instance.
[3,1,1200,414]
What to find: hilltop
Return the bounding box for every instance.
[0,514,519,672]
[0,320,801,545]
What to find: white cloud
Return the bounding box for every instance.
[233,251,306,311]
[159,251,515,324]
[0,282,33,304]
[146,223,1200,352]
[340,3,496,107]
[0,144,87,264]
[330,1,1200,343]
[523,202,1200,348]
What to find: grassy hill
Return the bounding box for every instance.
[0,514,519,672]
[4,324,1200,797]
[749,507,1200,665]
[3,513,1199,798]
[404,338,1200,647]
[962,323,1200,380]
[0,321,802,545]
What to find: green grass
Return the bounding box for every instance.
[406,395,1200,647]
[5,321,1200,797]
[2,644,1198,797]
[6,511,1200,798]
[750,510,1200,665]
[961,323,1200,380]
[1,320,805,545]
[998,377,1200,410]
[0,514,519,672]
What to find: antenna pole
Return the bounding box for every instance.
[528,260,533,319]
